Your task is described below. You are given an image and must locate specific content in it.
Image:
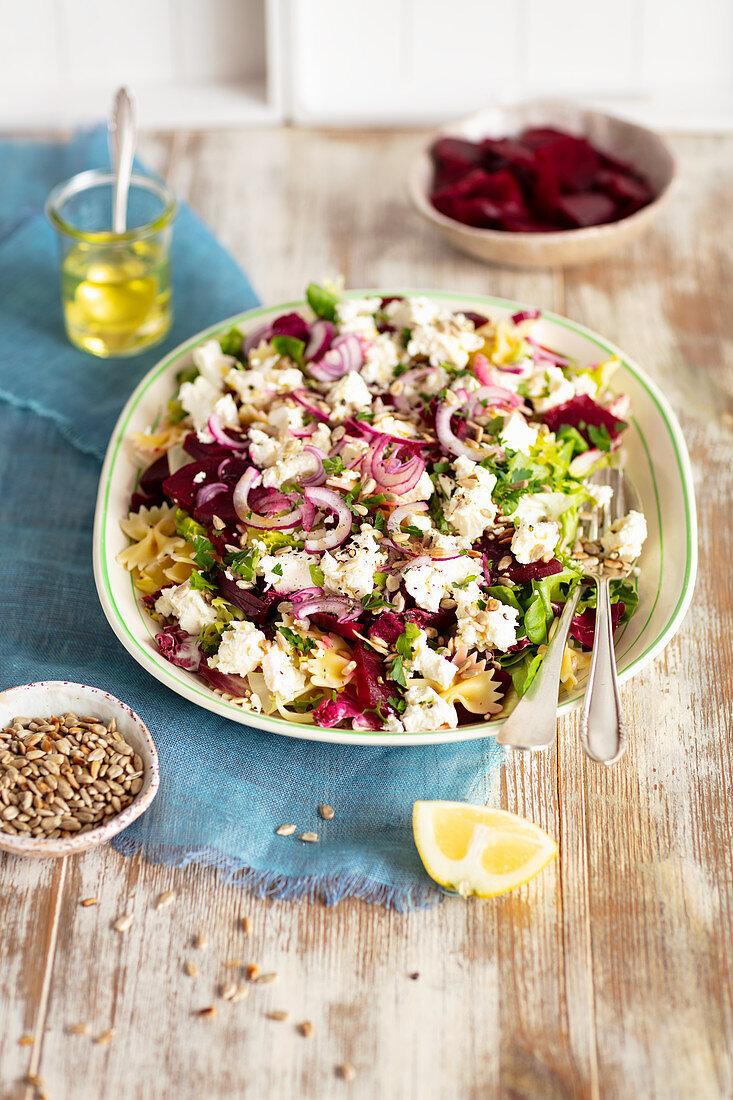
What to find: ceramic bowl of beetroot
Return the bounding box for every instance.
[409,100,677,268]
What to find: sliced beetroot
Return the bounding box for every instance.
[570,602,625,649]
[461,311,489,328]
[510,558,564,585]
[541,393,626,443]
[217,575,281,624]
[163,455,250,516]
[351,640,397,713]
[308,612,364,643]
[182,432,235,462]
[139,453,170,498]
[270,311,310,344]
[429,126,655,233]
[554,191,618,228]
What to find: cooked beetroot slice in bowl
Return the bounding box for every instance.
[428,125,656,233]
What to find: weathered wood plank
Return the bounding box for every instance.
[1,130,731,1100]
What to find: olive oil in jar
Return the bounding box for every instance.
[60,237,172,357]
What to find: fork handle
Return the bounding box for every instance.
[580,577,626,764]
[496,585,582,751]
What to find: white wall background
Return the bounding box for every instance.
[0,0,731,130]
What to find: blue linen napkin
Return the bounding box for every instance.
[0,130,503,909]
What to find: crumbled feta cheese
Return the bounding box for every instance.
[453,591,519,654]
[258,548,320,594]
[406,631,457,691]
[500,412,538,455]
[370,413,422,439]
[268,402,306,437]
[179,375,221,433]
[192,339,236,389]
[154,581,217,636]
[262,448,322,489]
[321,524,387,600]
[526,365,576,413]
[601,510,647,562]
[193,470,206,485]
[381,713,406,733]
[384,297,445,330]
[396,365,450,403]
[326,372,373,421]
[248,428,282,468]
[248,340,281,373]
[394,470,434,505]
[339,435,370,465]
[335,296,382,336]
[209,619,267,676]
[407,324,483,370]
[261,645,307,701]
[512,491,574,526]
[403,555,477,613]
[361,334,402,387]
[573,371,598,398]
[444,458,497,545]
[197,392,240,442]
[587,482,613,509]
[511,519,561,564]
[225,367,272,409]
[402,682,458,732]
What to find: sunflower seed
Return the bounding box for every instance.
[230,985,249,1004]
[17,1034,34,1046]
[336,1063,357,1081]
[255,972,278,985]
[240,915,252,935]
[319,804,335,820]
[220,982,237,1001]
[193,931,209,950]
[155,890,176,910]
[94,1028,115,1045]
[66,1022,90,1035]
[197,1006,217,1019]
[297,1020,313,1037]
[266,1010,289,1022]
[246,964,259,981]
[183,960,199,979]
[275,824,296,836]
[81,897,98,907]
[113,913,134,933]
[299,832,319,843]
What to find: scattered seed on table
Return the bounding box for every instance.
[94,1028,115,1045]
[224,957,242,968]
[246,964,259,981]
[408,972,420,981]
[25,1074,44,1087]
[319,804,335,820]
[231,985,249,1004]
[266,1010,289,1022]
[275,824,296,836]
[297,1021,313,1038]
[220,981,237,1001]
[299,832,319,843]
[336,1063,357,1082]
[81,897,98,907]
[193,931,208,950]
[240,915,252,935]
[183,960,199,979]
[154,890,176,910]
[113,913,134,933]
[17,1034,34,1046]
[66,1023,90,1035]
[197,1006,217,1019]
[255,972,278,985]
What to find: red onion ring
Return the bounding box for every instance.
[291,423,317,438]
[233,468,303,530]
[207,412,249,451]
[386,501,429,535]
[434,401,498,462]
[242,322,271,356]
[291,390,331,423]
[473,354,492,386]
[304,319,334,362]
[369,437,424,493]
[303,486,353,552]
[194,481,228,508]
[301,445,327,487]
[527,337,570,367]
[343,417,431,449]
[292,596,362,623]
[306,333,363,382]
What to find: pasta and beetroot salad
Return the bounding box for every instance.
[118,284,646,733]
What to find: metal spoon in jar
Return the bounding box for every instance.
[108,86,137,234]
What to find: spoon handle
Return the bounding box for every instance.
[579,576,627,764]
[109,87,136,234]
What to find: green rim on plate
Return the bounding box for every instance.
[93,291,697,747]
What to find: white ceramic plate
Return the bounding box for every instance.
[93,292,697,746]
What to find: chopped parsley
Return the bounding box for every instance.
[218,327,244,357]
[188,569,215,593]
[361,591,389,612]
[586,422,612,452]
[278,625,316,654]
[271,562,284,577]
[322,455,346,476]
[388,656,407,688]
[225,545,260,584]
[395,621,421,660]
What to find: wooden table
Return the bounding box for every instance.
[2,129,730,1100]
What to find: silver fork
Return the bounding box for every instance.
[578,467,640,765]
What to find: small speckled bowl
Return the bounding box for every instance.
[0,682,159,859]
[408,99,677,268]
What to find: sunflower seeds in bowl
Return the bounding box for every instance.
[0,682,159,858]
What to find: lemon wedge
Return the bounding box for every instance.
[413,801,557,898]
